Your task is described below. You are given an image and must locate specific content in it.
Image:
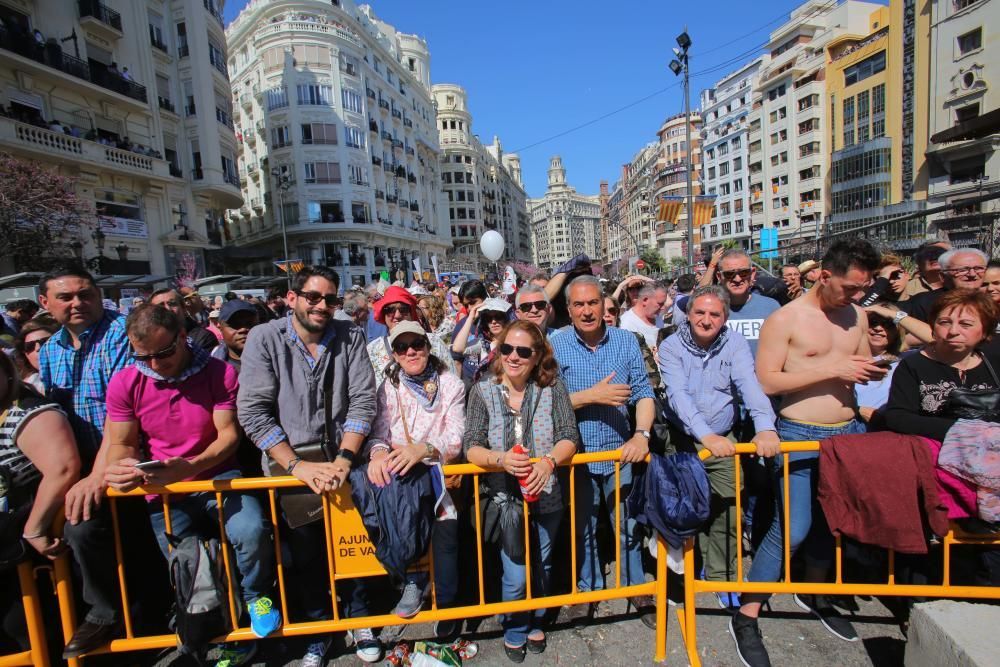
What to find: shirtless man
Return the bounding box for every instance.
[730,239,884,667]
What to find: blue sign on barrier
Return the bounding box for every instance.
[758,228,779,259]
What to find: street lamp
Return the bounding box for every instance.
[270,167,293,289]
[115,242,129,272]
[669,30,694,267]
[69,239,84,261]
[92,228,106,273]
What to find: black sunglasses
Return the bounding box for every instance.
[132,333,181,362]
[605,306,620,316]
[391,337,428,354]
[720,269,753,281]
[23,336,50,353]
[480,312,507,323]
[295,290,338,307]
[383,303,412,318]
[517,300,548,313]
[499,343,535,358]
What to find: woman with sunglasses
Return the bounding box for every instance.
[854,311,905,427]
[13,317,60,394]
[368,286,453,387]
[451,297,513,385]
[365,320,466,630]
[464,321,579,663]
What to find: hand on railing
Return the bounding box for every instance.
[700,434,736,458]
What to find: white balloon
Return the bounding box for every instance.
[480,230,505,262]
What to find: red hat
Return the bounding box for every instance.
[373,285,418,324]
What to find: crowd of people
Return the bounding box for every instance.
[0,236,998,667]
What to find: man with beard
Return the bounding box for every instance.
[238,266,381,663]
[211,300,259,373]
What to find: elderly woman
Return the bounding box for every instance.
[0,351,80,650]
[659,286,779,606]
[451,297,514,384]
[13,317,60,394]
[365,320,465,632]
[464,321,579,663]
[368,285,452,386]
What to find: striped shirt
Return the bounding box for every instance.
[550,325,655,475]
[39,309,132,462]
[0,396,64,499]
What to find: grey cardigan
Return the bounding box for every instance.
[237,316,376,451]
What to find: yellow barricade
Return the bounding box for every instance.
[677,442,1000,667]
[34,451,670,665]
[0,561,51,667]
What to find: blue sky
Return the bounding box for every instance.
[224,0,809,198]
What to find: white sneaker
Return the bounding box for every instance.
[349,627,382,663]
[301,637,331,667]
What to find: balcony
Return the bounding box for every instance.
[371,155,381,167]
[240,93,253,109]
[169,164,182,178]
[381,131,392,142]
[395,166,406,178]
[366,88,376,100]
[251,197,264,211]
[375,190,384,200]
[178,44,189,58]
[407,173,416,183]
[391,108,402,120]
[158,96,176,114]
[203,0,224,28]
[149,30,168,55]
[378,99,390,111]
[410,202,419,212]
[209,52,229,79]
[405,146,415,156]
[392,139,403,150]
[369,119,379,132]
[403,117,413,128]
[78,0,122,40]
[386,194,398,204]
[399,199,408,209]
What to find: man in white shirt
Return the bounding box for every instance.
[618,282,667,350]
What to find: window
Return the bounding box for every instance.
[176,22,188,57]
[843,96,855,146]
[844,51,886,86]
[308,201,345,223]
[732,157,742,171]
[708,166,716,180]
[297,84,332,106]
[266,87,288,110]
[344,126,365,149]
[271,126,290,148]
[732,136,741,149]
[342,89,363,114]
[352,202,370,224]
[719,162,730,177]
[301,123,337,145]
[706,148,715,160]
[733,178,743,192]
[348,164,368,186]
[956,103,980,124]
[718,143,729,156]
[958,28,982,55]
[304,162,341,184]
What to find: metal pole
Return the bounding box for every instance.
[683,56,694,268]
[277,186,291,290]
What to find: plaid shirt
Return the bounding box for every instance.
[550,325,654,475]
[39,309,132,462]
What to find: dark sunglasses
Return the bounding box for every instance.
[605,306,620,316]
[382,303,412,318]
[391,337,428,354]
[517,300,548,313]
[132,333,181,362]
[499,343,535,358]
[295,290,338,307]
[23,336,50,353]
[720,268,753,281]
[480,312,506,323]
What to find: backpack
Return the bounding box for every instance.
[166,533,232,660]
[627,452,711,549]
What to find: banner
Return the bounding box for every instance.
[691,195,717,229]
[274,259,305,274]
[431,254,441,283]
[502,266,517,296]
[656,196,685,224]
[412,256,422,279]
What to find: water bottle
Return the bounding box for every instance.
[409,652,449,667]
[511,444,538,502]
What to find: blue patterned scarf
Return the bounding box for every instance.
[400,366,440,409]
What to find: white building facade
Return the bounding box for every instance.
[432,83,530,272]
[529,156,600,270]
[605,143,658,267]
[224,0,449,287]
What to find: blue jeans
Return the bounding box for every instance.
[406,518,459,608]
[746,418,865,594]
[147,470,274,604]
[575,463,646,591]
[499,511,562,646]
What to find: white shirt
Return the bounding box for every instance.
[619,307,660,351]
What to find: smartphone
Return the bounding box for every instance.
[134,460,167,472]
[871,354,896,368]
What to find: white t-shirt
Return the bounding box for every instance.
[619,307,661,351]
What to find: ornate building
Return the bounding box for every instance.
[529,156,600,270]
[653,112,703,262]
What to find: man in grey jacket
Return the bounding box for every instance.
[237,265,382,664]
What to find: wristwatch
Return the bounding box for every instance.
[892,310,908,325]
[335,449,356,464]
[635,429,651,440]
[424,442,435,459]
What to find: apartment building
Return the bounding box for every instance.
[605,143,658,269]
[529,156,600,270]
[653,111,703,262]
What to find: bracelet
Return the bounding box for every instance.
[285,456,303,475]
[543,454,558,470]
[370,444,390,457]
[22,532,47,540]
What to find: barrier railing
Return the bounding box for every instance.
[677,442,1000,667]
[34,451,670,664]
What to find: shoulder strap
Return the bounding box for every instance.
[978,352,1000,386]
[394,384,414,445]
[321,346,334,455]
[522,383,545,456]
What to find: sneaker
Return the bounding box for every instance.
[729,613,772,667]
[247,596,282,638]
[349,627,382,663]
[301,638,331,667]
[717,591,740,609]
[392,581,425,618]
[215,642,257,667]
[793,594,859,642]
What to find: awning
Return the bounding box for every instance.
[93,274,171,289]
[930,108,1000,144]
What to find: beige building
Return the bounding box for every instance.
[432,83,529,272]
[605,143,658,271]
[529,156,600,270]
[0,0,240,279]
[224,0,449,287]
[653,111,703,262]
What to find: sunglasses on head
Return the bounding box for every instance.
[132,333,181,362]
[391,337,428,354]
[383,303,412,318]
[517,300,547,313]
[295,290,339,307]
[23,336,50,353]
[499,343,535,358]
[720,268,753,281]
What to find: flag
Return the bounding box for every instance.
[274,259,305,274]
[412,256,422,279]
[656,195,685,223]
[692,195,717,228]
[431,254,441,282]
[502,265,517,296]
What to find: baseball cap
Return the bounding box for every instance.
[797,260,820,274]
[219,299,257,324]
[387,320,427,348]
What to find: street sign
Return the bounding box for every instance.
[635,259,646,271]
[758,228,779,259]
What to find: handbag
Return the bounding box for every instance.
[267,363,337,529]
[945,353,1000,422]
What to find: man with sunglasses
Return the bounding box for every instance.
[237,265,381,664]
[899,248,988,325]
[714,250,780,359]
[514,284,554,334]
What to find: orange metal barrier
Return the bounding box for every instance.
[44,451,671,662]
[677,442,1000,667]
[0,561,52,667]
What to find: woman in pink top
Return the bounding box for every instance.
[365,320,465,635]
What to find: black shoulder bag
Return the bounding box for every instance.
[945,352,1000,422]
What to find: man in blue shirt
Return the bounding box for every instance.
[660,286,779,607]
[550,275,656,626]
[36,264,133,658]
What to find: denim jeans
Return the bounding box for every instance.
[575,463,646,591]
[499,511,562,646]
[147,470,274,604]
[406,518,459,608]
[746,418,865,595]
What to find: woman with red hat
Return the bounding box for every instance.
[367,286,453,387]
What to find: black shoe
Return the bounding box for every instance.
[628,595,657,629]
[729,613,772,667]
[526,633,546,654]
[794,594,859,642]
[433,618,460,640]
[504,642,526,663]
[63,620,120,659]
[828,594,860,613]
[562,602,593,626]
